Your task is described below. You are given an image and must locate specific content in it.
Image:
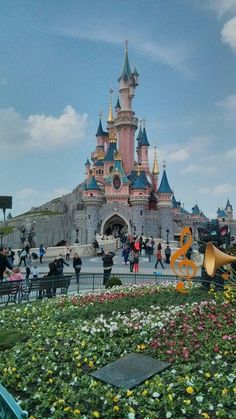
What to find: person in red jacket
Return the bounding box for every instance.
[154,249,165,269]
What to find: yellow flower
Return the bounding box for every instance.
[92,412,100,418]
[168,394,173,402]
[89,361,94,368]
[201,414,210,419]
[205,372,211,378]
[186,386,194,394]
[142,390,148,396]
[222,388,228,396]
[73,409,81,415]
[48,378,53,384]
[129,407,135,413]
[12,367,17,373]
[183,399,191,405]
[58,399,65,404]
[29,416,36,419]
[84,357,88,363]
[64,407,71,412]
[47,370,53,375]
[113,406,119,412]
[140,343,146,350]
[77,362,81,367]
[126,390,133,397]
[233,388,236,393]
[113,396,119,403]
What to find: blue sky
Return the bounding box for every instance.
[0,0,236,219]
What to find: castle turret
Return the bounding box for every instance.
[130,166,149,236]
[82,173,103,244]
[156,165,174,241]
[139,123,150,173]
[225,199,233,220]
[152,146,159,193]
[115,42,138,174]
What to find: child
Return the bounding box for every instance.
[9,267,24,281]
[31,266,39,279]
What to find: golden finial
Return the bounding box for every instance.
[152,146,160,175]
[137,164,142,176]
[114,150,122,160]
[108,88,113,122]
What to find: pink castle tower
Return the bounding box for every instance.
[115,42,139,174]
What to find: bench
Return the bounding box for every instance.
[19,276,71,302]
[0,280,23,305]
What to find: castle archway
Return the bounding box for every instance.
[101,213,130,237]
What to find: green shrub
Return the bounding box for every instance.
[105,276,122,289]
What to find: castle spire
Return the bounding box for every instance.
[107,88,113,122]
[152,147,159,175]
[118,40,132,81]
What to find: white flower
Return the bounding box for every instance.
[50,407,56,413]
[128,413,135,419]
[196,395,203,403]
[166,412,172,418]
[152,392,161,398]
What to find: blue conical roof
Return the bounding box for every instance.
[192,204,200,216]
[141,127,150,146]
[217,207,227,218]
[132,174,146,190]
[133,66,139,76]
[96,118,106,137]
[104,142,117,162]
[172,195,181,208]
[84,158,91,166]
[118,48,132,81]
[115,98,121,109]
[136,126,143,146]
[157,170,173,194]
[86,175,100,190]
[225,199,232,210]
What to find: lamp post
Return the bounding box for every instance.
[75,228,79,244]
[166,228,169,244]
[0,231,3,247]
[159,226,162,239]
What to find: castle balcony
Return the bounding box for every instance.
[114,111,138,129]
[129,195,149,206]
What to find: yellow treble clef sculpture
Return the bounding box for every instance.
[170,226,197,293]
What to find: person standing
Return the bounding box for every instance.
[25,254,32,279]
[55,254,69,276]
[39,245,45,264]
[73,252,82,283]
[65,245,71,261]
[0,247,13,281]
[102,251,115,285]
[129,250,134,272]
[155,249,165,269]
[164,245,171,264]
[122,245,130,265]
[133,250,140,273]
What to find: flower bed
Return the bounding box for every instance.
[0,284,235,418]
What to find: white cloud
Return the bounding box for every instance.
[58,26,191,75]
[217,94,236,119]
[198,183,233,196]
[0,106,88,155]
[224,146,236,159]
[221,17,236,52]
[213,183,233,196]
[205,0,236,17]
[168,148,189,162]
[183,164,216,174]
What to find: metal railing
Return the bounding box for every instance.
[0,273,202,305]
[0,383,28,418]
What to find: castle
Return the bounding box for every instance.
[2,46,235,248]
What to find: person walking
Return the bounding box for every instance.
[155,249,165,269]
[129,250,135,272]
[133,250,140,273]
[73,252,82,283]
[102,251,115,285]
[122,245,130,265]
[18,248,27,267]
[0,247,13,281]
